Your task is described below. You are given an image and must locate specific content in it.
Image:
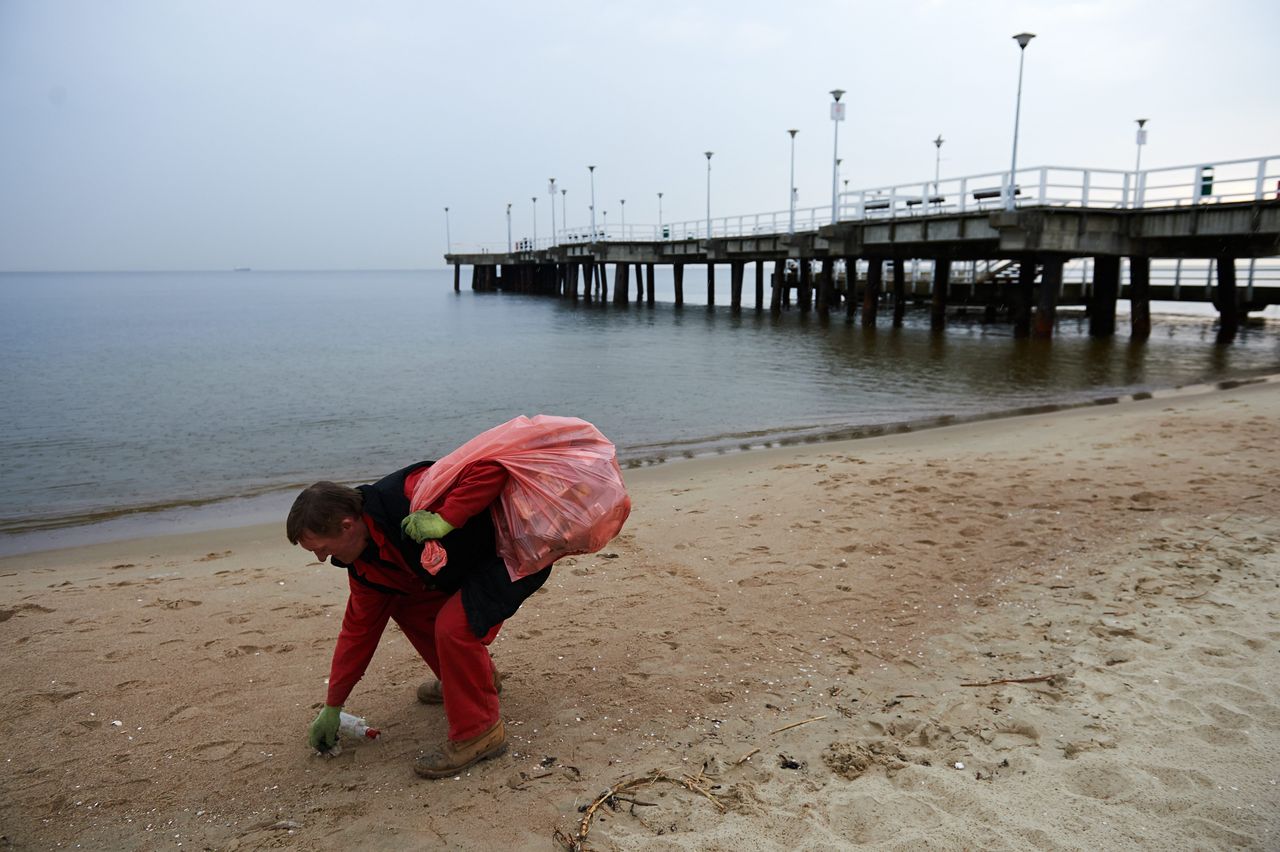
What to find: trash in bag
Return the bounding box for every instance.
[410,416,631,581]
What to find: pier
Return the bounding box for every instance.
[446,155,1280,343]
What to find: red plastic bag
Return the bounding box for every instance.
[410,416,631,581]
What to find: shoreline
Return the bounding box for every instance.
[2,377,1277,849]
[3,371,1277,560]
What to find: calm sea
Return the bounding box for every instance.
[1,268,1277,555]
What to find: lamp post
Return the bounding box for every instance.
[444,206,451,254]
[829,89,845,224]
[657,192,664,239]
[532,197,538,247]
[620,199,626,240]
[1133,119,1149,206]
[506,202,512,253]
[933,134,945,199]
[548,178,557,245]
[601,209,608,240]
[1006,32,1035,211]
[560,188,567,238]
[588,165,597,238]
[704,151,713,240]
[788,128,798,235]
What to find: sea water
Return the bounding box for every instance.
[1,268,1277,555]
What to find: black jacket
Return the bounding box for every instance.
[351,461,551,637]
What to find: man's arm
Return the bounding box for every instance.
[402,460,509,542]
[324,578,394,707]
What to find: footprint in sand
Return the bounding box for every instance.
[0,604,55,622]
[147,599,202,609]
[196,551,233,562]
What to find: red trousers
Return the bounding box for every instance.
[394,590,502,741]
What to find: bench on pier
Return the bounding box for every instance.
[905,196,946,207]
[972,187,1020,202]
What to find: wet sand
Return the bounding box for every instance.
[2,380,1278,850]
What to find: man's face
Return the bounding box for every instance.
[296,516,368,565]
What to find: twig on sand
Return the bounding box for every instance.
[960,674,1058,687]
[1175,590,1210,602]
[768,715,828,736]
[555,771,726,851]
[733,747,761,765]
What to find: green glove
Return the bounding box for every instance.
[309,705,342,752]
[401,511,455,543]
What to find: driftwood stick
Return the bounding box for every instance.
[733,747,761,765]
[961,674,1057,688]
[768,715,828,736]
[562,771,727,850]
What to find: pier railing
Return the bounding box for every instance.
[509,154,1278,249]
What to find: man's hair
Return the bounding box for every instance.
[286,481,364,543]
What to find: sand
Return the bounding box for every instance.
[2,380,1278,851]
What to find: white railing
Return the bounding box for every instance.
[468,155,1277,252]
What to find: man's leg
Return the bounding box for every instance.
[434,591,502,741]
[393,592,450,680]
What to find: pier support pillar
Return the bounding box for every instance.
[863,259,882,327]
[892,260,906,327]
[755,261,765,311]
[730,261,744,309]
[647,263,656,306]
[453,265,461,292]
[673,263,685,307]
[1035,257,1063,338]
[1012,261,1035,338]
[707,263,716,307]
[599,262,609,302]
[614,263,630,305]
[770,265,783,314]
[930,259,951,330]
[1214,256,1239,344]
[798,259,812,311]
[1129,256,1150,341]
[816,259,833,316]
[845,258,859,322]
[634,263,644,304]
[569,263,580,301]
[1089,256,1120,338]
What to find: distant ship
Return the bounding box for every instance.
[233,267,251,272]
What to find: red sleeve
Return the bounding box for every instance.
[325,577,393,707]
[405,460,508,530]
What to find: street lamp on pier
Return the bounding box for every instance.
[531,196,537,248]
[588,165,597,238]
[1133,119,1149,206]
[561,188,567,238]
[548,178,557,245]
[829,89,846,224]
[620,199,626,240]
[1006,32,1036,211]
[658,192,664,239]
[704,151,714,240]
[444,206,451,255]
[933,134,945,198]
[787,129,798,235]
[506,203,512,253]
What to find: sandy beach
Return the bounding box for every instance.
[2,379,1278,851]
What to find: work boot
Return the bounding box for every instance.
[413,720,507,779]
[416,669,503,705]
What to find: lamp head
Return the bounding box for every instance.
[1013,32,1035,49]
[705,151,713,160]
[934,134,944,148]
[588,164,595,172]
[788,128,799,137]
[1136,118,1148,128]
[830,89,846,102]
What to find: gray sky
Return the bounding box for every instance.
[2,0,1277,271]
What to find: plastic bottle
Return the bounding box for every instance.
[338,711,381,741]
